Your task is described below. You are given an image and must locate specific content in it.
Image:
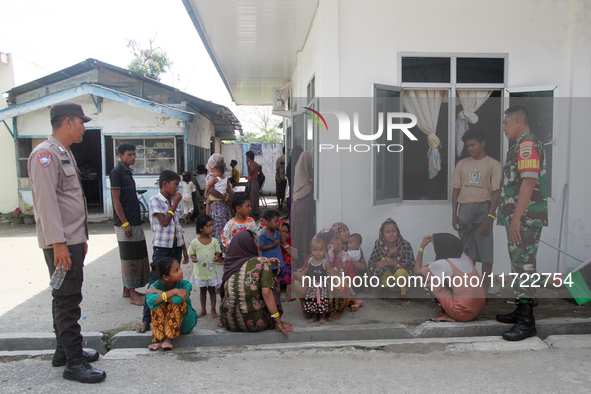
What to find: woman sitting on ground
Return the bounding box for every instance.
[415,233,486,322]
[219,230,295,338]
[368,218,415,301]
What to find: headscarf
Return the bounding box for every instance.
[206,153,225,184]
[292,150,313,201]
[220,230,258,299]
[312,227,336,250]
[368,218,415,276]
[432,233,464,261]
[332,222,350,250]
[286,145,304,187]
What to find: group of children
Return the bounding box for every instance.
[143,170,296,349]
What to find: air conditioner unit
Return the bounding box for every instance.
[272,85,291,113]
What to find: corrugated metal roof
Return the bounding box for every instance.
[4,58,242,139]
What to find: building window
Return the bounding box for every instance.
[373,55,508,204]
[112,136,179,175]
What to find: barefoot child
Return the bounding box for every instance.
[221,195,257,248]
[205,164,232,215]
[146,257,197,350]
[189,215,222,318]
[293,233,333,325]
[280,221,298,302]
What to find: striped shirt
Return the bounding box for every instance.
[149,192,184,248]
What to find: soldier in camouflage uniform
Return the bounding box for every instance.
[496,106,548,341]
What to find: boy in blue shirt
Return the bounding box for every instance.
[258,209,284,277]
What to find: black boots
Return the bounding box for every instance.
[496,307,520,324]
[63,350,107,383]
[499,303,537,341]
[52,346,100,367]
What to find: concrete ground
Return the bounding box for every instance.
[1,196,590,350]
[1,335,591,393]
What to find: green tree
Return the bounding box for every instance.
[126,38,172,81]
[228,105,283,143]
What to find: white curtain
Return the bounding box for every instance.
[403,90,444,179]
[456,90,493,157]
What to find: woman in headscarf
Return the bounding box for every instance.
[368,219,415,301]
[206,154,232,253]
[414,233,486,322]
[333,222,367,278]
[219,230,294,337]
[290,150,315,263]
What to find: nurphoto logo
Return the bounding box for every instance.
[304,107,419,153]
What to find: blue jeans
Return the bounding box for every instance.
[142,243,183,323]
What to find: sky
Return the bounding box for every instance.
[1,0,233,106]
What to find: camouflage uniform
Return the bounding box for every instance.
[497,131,548,304]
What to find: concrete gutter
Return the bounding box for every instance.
[1,318,590,354]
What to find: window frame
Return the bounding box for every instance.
[504,85,558,198]
[371,53,509,204]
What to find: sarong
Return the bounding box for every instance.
[115,225,150,289]
[151,301,188,342]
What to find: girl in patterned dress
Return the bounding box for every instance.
[293,229,335,324]
[146,257,197,350]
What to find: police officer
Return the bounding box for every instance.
[496,105,548,341]
[28,102,106,383]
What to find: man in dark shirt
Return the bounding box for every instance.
[110,142,150,306]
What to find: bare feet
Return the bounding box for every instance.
[307,314,318,324]
[328,311,343,321]
[280,298,286,302]
[198,310,207,318]
[319,318,326,324]
[217,322,224,327]
[148,341,162,351]
[129,289,144,306]
[162,338,173,350]
[122,287,130,298]
[211,310,219,319]
[350,299,364,312]
[286,298,296,302]
[136,321,150,333]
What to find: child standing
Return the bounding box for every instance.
[139,170,189,334]
[258,210,284,295]
[280,221,297,302]
[293,233,333,324]
[189,214,223,318]
[205,164,232,215]
[146,257,197,350]
[180,172,196,223]
[221,195,257,248]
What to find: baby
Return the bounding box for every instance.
[205,163,231,214]
[346,233,363,262]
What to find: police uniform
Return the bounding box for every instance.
[28,135,88,358]
[497,131,548,304]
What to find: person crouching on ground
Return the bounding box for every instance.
[146,257,197,350]
[414,233,485,322]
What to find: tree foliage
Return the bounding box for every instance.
[228,105,283,143]
[126,38,172,81]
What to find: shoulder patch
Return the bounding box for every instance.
[520,141,533,159]
[37,153,52,167]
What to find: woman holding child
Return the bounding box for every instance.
[206,154,232,252]
[219,230,294,338]
[368,219,415,300]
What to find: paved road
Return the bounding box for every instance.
[1,341,590,393]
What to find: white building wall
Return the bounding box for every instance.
[0,54,51,212]
[289,0,591,274]
[220,143,284,195]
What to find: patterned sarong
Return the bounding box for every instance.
[151,301,188,342]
